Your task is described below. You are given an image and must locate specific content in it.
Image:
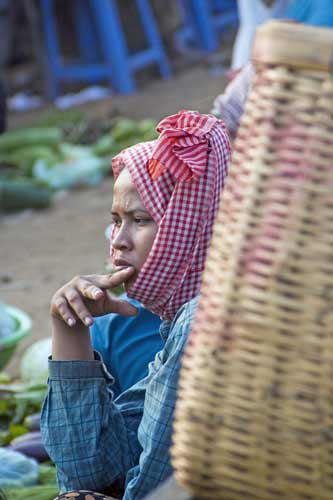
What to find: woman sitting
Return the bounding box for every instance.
[41,110,231,499]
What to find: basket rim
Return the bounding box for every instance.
[252,20,333,72]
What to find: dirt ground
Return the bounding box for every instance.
[1,64,228,377]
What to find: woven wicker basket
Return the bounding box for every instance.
[172,21,333,500]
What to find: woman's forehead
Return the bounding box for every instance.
[113,168,137,195]
[112,169,145,211]
[114,166,133,186]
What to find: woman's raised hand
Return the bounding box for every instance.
[50,267,138,328]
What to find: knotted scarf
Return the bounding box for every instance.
[111,110,231,320]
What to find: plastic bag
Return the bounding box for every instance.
[0,447,39,488]
[33,156,111,190]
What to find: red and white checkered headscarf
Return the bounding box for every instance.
[111,110,231,320]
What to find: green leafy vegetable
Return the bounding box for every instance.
[0,382,46,445]
[4,485,59,500]
[0,128,63,153]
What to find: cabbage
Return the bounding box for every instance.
[0,447,39,488]
[20,338,52,384]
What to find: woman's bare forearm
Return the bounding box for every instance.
[51,316,94,361]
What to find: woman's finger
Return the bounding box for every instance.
[50,269,136,327]
[64,289,94,327]
[52,296,77,327]
[97,267,136,289]
[76,278,105,301]
[80,268,135,291]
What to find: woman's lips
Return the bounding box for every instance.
[113,259,134,272]
[114,265,131,272]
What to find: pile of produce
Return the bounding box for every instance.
[0,448,58,500]
[0,116,158,212]
[0,338,58,500]
[0,113,160,497]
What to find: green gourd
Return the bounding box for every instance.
[0,180,51,212]
[0,128,62,153]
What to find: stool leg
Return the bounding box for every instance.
[178,0,198,39]
[191,0,219,51]
[73,0,99,63]
[136,0,171,78]
[174,0,200,52]
[40,0,61,100]
[91,0,135,94]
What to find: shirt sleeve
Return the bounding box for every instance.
[41,299,196,498]
[40,352,144,492]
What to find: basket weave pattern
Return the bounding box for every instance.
[172,26,333,500]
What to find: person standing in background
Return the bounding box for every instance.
[231,0,333,70]
[231,0,291,69]
[286,0,333,28]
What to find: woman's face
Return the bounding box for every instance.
[111,168,158,289]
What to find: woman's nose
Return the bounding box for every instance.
[111,224,133,250]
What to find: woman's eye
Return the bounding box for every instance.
[111,218,121,227]
[134,217,151,225]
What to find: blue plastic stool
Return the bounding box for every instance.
[40,0,171,100]
[175,0,238,53]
